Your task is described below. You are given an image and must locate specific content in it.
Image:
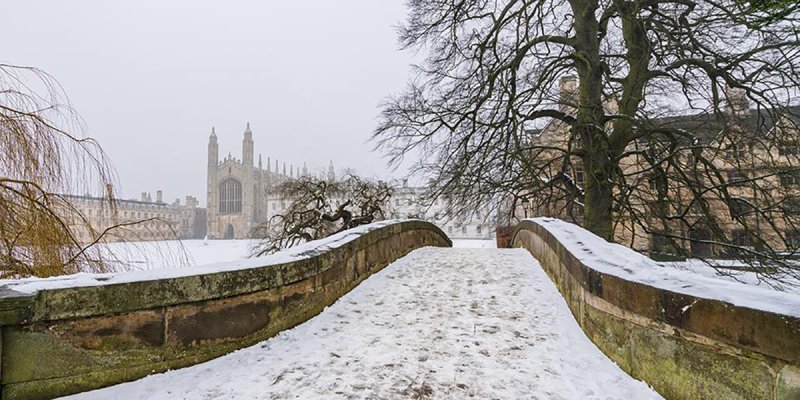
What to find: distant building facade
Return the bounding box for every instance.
[517,76,800,257]
[207,124,318,239]
[65,191,206,243]
[207,124,496,240]
[392,184,498,240]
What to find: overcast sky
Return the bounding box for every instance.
[3,1,414,204]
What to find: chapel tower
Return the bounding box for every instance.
[242,123,255,233]
[207,127,219,237]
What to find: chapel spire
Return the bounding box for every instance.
[242,122,253,167]
[208,126,218,167]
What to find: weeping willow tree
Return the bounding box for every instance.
[0,64,182,277]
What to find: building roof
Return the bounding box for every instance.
[646,106,800,143]
[61,194,170,208]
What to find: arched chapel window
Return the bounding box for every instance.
[219,179,242,214]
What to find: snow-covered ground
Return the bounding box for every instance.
[42,231,495,275]
[0,222,497,295]
[63,247,660,400]
[103,237,495,271]
[99,239,255,271]
[0,221,407,294]
[451,238,496,248]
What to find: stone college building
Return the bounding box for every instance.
[206,123,323,239]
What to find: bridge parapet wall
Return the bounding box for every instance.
[513,218,800,400]
[0,220,451,399]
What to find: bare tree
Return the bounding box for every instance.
[1,64,184,277]
[375,0,800,280]
[741,0,800,25]
[250,173,393,256]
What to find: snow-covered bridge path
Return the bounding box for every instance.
[65,248,661,400]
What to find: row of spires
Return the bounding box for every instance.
[208,122,251,137]
[210,123,336,180]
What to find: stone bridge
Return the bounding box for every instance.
[0,220,797,399]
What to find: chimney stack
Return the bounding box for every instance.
[558,75,579,108]
[156,190,163,203]
[725,86,750,116]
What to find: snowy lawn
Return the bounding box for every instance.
[63,248,660,400]
[100,239,255,271]
[0,222,403,294]
[0,234,500,294]
[103,236,496,271]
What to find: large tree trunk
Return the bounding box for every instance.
[570,0,615,241]
[583,152,615,241]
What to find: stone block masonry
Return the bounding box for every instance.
[512,218,800,400]
[0,220,451,399]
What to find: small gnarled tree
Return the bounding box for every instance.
[250,173,393,256]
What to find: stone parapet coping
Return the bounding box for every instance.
[513,218,800,400]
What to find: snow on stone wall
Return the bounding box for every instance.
[513,218,800,400]
[531,217,800,317]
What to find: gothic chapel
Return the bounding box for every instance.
[206,123,317,239]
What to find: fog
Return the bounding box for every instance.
[2,1,413,204]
